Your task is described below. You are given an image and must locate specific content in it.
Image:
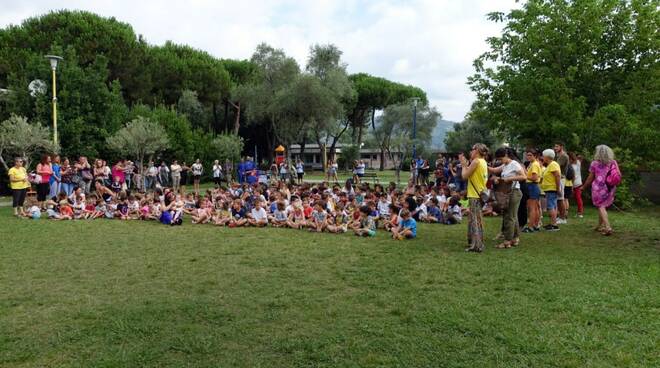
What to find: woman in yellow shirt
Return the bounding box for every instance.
[540,149,562,230]
[7,157,30,216]
[459,143,489,252]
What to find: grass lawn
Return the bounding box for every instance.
[1,207,659,367]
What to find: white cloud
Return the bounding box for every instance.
[0,0,520,121]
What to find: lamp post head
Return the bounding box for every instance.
[411,97,420,107]
[45,55,63,70]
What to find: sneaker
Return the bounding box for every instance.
[533,227,541,232]
[546,224,560,231]
[577,214,583,219]
[556,218,567,225]
[522,227,534,233]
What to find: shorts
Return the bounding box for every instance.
[564,186,573,199]
[546,191,558,210]
[558,179,566,200]
[297,173,304,180]
[527,183,541,200]
[357,173,364,178]
[193,175,201,181]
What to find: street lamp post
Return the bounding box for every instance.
[45,55,63,147]
[411,97,420,185]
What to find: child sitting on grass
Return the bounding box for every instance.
[309,201,327,232]
[229,199,248,227]
[24,198,41,220]
[270,201,288,228]
[248,200,268,227]
[422,197,442,223]
[213,201,231,226]
[326,202,349,233]
[443,196,462,225]
[287,204,306,229]
[384,204,400,232]
[353,205,376,237]
[392,209,416,240]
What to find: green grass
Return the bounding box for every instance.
[1,207,659,367]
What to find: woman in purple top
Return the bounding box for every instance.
[583,145,619,236]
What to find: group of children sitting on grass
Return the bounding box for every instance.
[22,178,470,240]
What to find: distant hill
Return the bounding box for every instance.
[431,119,457,151]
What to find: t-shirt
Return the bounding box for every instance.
[400,218,417,237]
[213,165,222,178]
[467,158,487,199]
[427,206,441,219]
[192,163,203,176]
[557,152,569,177]
[541,161,560,192]
[501,160,523,189]
[571,162,582,187]
[8,166,29,190]
[526,160,541,183]
[251,207,268,221]
[171,164,182,177]
[232,207,246,219]
[296,163,304,174]
[312,210,327,223]
[273,210,288,221]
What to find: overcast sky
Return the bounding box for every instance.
[1,0,519,122]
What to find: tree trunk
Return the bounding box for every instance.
[223,99,229,134]
[212,101,219,135]
[379,147,385,171]
[233,102,241,135]
[357,124,364,148]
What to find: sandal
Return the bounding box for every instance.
[495,241,510,249]
[510,238,520,247]
[601,228,613,236]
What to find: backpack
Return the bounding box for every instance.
[605,161,622,190]
[566,164,575,181]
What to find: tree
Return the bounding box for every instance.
[373,103,439,182]
[469,0,659,164]
[238,43,301,161]
[106,116,169,175]
[0,114,57,170]
[211,134,244,164]
[177,90,206,130]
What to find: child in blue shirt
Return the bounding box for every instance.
[424,197,442,223]
[392,209,417,240]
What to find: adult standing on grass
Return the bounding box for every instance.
[75,156,92,194]
[212,160,223,188]
[192,159,203,194]
[170,160,182,193]
[179,161,190,195]
[326,159,339,183]
[582,145,620,236]
[295,159,305,184]
[49,155,61,200]
[59,158,75,197]
[554,143,570,224]
[489,148,527,248]
[569,152,584,218]
[540,149,562,231]
[523,149,542,232]
[459,143,489,253]
[8,157,30,217]
[36,155,53,208]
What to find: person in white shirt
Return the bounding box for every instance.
[377,194,391,220]
[145,162,158,192]
[569,152,584,218]
[191,159,203,194]
[212,160,223,188]
[488,147,527,248]
[170,160,182,192]
[295,160,305,184]
[248,201,268,227]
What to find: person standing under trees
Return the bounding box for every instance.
[8,157,30,217]
[554,143,570,224]
[170,160,182,193]
[192,159,203,194]
[569,152,584,218]
[522,149,542,233]
[540,149,562,231]
[212,160,223,188]
[326,159,339,183]
[489,148,527,248]
[295,159,305,184]
[75,156,92,194]
[582,145,620,236]
[180,162,190,195]
[49,155,61,200]
[459,143,489,253]
[36,155,53,209]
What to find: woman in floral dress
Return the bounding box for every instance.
[582,145,619,236]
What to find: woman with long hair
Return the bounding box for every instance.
[582,145,619,236]
[459,143,489,252]
[488,148,526,248]
[36,154,53,208]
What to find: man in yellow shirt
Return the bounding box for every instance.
[541,149,562,231]
[7,157,30,216]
